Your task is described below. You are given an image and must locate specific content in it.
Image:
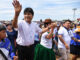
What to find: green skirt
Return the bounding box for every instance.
[34,44,56,60]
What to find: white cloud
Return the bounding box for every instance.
[50,0,80,4]
[0,10,14,14]
[0,0,80,21]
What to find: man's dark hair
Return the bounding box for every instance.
[24,7,34,16]
[63,20,72,23]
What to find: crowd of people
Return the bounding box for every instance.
[0,0,80,60]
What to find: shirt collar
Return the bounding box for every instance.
[64,26,70,31]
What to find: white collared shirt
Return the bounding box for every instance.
[16,20,42,46]
[58,26,73,49]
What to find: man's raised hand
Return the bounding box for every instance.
[12,0,22,14]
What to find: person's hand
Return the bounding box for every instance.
[78,40,80,42]
[64,43,69,50]
[51,22,57,28]
[12,0,22,14]
[13,56,18,60]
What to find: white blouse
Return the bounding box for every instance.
[40,32,52,49]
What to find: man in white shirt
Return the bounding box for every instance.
[12,0,56,60]
[58,20,80,60]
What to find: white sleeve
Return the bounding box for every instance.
[35,24,42,33]
[14,28,18,31]
[41,32,48,39]
[69,30,74,37]
[58,27,64,35]
[17,20,22,30]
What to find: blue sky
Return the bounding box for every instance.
[0,0,80,21]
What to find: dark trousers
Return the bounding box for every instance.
[34,41,39,47]
[17,44,34,60]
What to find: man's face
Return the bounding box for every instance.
[0,30,6,40]
[24,12,33,22]
[64,21,71,29]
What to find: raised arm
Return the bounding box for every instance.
[41,23,57,34]
[72,37,80,42]
[43,23,57,39]
[45,27,54,39]
[12,0,22,28]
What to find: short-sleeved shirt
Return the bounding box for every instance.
[58,26,73,49]
[16,20,42,46]
[40,32,52,49]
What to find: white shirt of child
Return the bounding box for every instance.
[40,32,52,49]
[16,20,42,46]
[58,26,73,49]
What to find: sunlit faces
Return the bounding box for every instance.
[24,12,33,22]
[0,30,6,39]
[64,21,71,29]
